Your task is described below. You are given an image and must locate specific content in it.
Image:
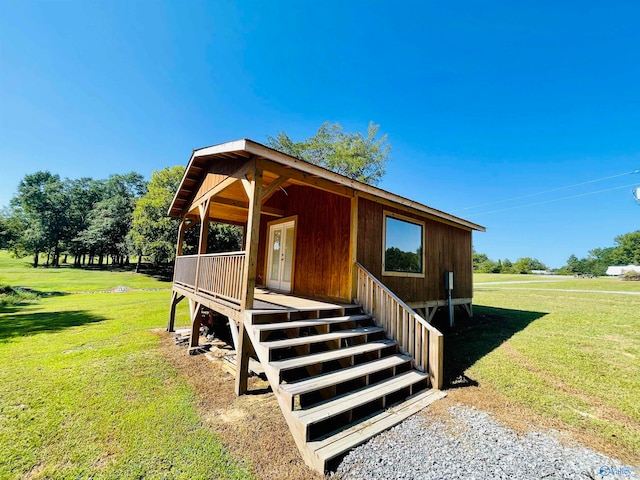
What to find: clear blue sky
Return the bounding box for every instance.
[1,1,638,268]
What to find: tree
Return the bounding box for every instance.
[10,171,69,266]
[267,121,391,185]
[473,250,489,271]
[129,166,185,268]
[64,177,107,265]
[501,258,514,273]
[130,166,245,268]
[613,230,640,265]
[207,223,243,254]
[76,172,146,267]
[561,231,640,276]
[513,257,547,274]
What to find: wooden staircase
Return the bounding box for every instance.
[244,305,446,473]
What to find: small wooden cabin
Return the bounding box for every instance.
[167,139,485,472]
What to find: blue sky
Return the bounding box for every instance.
[1,1,638,267]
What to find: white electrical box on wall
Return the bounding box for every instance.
[445,271,454,290]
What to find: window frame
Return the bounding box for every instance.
[381,211,426,278]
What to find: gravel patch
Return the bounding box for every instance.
[331,406,638,480]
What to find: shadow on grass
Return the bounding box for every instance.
[29,263,176,283]
[0,309,107,342]
[432,305,548,389]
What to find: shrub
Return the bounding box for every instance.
[622,270,640,281]
[0,285,38,306]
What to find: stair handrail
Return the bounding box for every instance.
[355,263,444,389]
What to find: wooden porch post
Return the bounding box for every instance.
[175,218,188,257]
[198,200,211,255]
[240,166,263,310]
[193,199,211,292]
[348,194,359,301]
[235,165,262,396]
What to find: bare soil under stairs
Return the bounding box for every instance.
[245,305,446,473]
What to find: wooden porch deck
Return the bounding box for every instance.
[252,288,353,312]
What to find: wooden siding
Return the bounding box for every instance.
[357,197,472,303]
[257,186,351,301]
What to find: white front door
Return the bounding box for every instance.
[266,220,295,292]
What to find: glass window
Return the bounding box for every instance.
[383,213,424,276]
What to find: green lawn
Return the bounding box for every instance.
[0,251,171,293]
[2,252,639,477]
[0,252,250,479]
[451,273,640,460]
[474,272,640,292]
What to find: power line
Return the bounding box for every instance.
[453,169,640,213]
[466,182,639,218]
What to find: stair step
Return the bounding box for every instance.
[270,339,397,375]
[310,388,447,466]
[280,354,411,407]
[292,370,428,428]
[253,314,371,336]
[263,326,384,350]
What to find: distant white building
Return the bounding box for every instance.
[606,265,640,276]
[531,269,553,275]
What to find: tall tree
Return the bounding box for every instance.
[129,166,184,268]
[76,172,146,266]
[64,177,106,265]
[613,230,640,264]
[267,121,391,185]
[513,257,547,274]
[10,171,69,266]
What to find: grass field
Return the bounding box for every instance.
[446,272,640,462]
[1,252,638,478]
[0,252,251,479]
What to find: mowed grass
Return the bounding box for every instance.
[0,251,171,292]
[456,274,640,460]
[0,253,251,479]
[475,272,640,292]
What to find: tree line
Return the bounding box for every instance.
[0,167,242,269]
[473,230,640,275]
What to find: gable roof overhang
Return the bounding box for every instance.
[168,138,486,232]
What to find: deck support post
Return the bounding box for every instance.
[167,292,184,332]
[241,163,263,311]
[235,316,252,395]
[188,299,202,350]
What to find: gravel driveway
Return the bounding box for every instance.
[331,406,638,480]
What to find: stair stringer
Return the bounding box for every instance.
[242,312,324,471]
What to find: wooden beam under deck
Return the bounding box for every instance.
[172,283,243,323]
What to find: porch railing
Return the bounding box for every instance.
[174,251,246,305]
[355,263,444,389]
[174,254,198,287]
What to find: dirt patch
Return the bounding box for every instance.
[157,330,322,480]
